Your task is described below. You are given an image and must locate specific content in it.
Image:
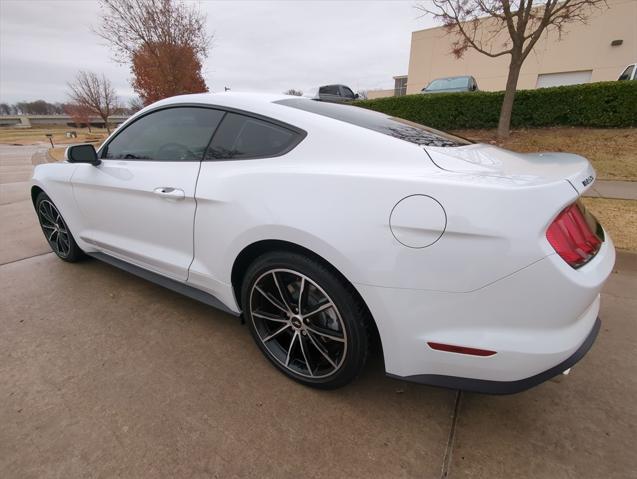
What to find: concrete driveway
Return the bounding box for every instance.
[1,144,636,478]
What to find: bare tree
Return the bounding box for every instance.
[67,71,118,133]
[0,103,10,115]
[416,0,606,138]
[284,89,303,96]
[128,96,145,113]
[357,90,368,100]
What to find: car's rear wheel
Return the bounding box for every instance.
[35,191,84,262]
[241,251,369,389]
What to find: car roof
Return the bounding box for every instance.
[128,91,357,132]
[430,75,473,81]
[146,91,291,110]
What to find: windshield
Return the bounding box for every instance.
[274,98,471,148]
[425,77,470,91]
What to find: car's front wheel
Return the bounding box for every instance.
[35,191,84,262]
[241,251,370,389]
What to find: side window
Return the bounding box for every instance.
[341,86,355,99]
[206,113,299,160]
[103,107,224,161]
[320,85,340,96]
[618,65,634,81]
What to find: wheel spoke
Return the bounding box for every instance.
[299,334,313,376]
[252,310,288,323]
[306,331,337,369]
[285,331,298,366]
[255,286,289,314]
[47,229,57,241]
[305,324,345,343]
[297,277,305,314]
[59,233,70,248]
[262,324,291,342]
[303,301,334,319]
[45,203,56,222]
[39,206,55,224]
[272,272,292,313]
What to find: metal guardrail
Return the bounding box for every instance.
[0,114,130,127]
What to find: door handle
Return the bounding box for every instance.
[153,187,185,200]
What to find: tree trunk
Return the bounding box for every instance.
[497,53,523,139]
[103,118,111,134]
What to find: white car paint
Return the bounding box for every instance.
[31,92,615,392]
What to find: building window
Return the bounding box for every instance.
[394,77,407,96]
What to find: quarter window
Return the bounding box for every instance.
[103,107,224,161]
[206,113,299,160]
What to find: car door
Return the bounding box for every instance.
[71,106,224,281]
[187,112,305,303]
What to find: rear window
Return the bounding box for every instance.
[274,98,470,148]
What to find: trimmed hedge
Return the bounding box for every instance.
[355,81,637,130]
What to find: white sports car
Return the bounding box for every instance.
[31,92,615,392]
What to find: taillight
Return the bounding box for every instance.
[546,201,603,268]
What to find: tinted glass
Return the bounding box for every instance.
[341,86,355,98]
[104,107,224,161]
[319,85,340,95]
[426,77,470,91]
[275,98,471,148]
[619,65,634,81]
[206,113,298,160]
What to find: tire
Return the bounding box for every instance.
[35,191,85,262]
[241,251,370,389]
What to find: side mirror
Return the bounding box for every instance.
[66,144,101,166]
[354,93,360,99]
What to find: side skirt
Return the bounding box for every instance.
[88,252,239,317]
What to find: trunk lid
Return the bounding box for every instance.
[425,143,596,194]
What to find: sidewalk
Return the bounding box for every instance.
[583,180,637,201]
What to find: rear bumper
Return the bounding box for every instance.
[354,234,614,388]
[388,317,601,394]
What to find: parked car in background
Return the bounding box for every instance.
[421,75,479,93]
[310,84,358,103]
[31,92,614,392]
[617,63,636,81]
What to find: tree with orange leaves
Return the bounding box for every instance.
[131,42,208,105]
[95,0,211,106]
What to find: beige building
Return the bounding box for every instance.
[370,0,636,97]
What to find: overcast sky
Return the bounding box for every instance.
[0,0,438,105]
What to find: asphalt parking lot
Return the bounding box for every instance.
[1,144,636,478]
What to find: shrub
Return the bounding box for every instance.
[355,81,637,130]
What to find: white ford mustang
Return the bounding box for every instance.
[31,92,615,392]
